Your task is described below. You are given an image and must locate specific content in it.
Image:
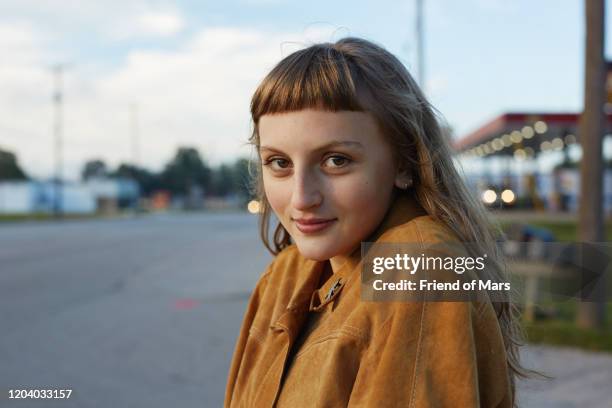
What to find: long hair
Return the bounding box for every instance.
[248,37,529,405]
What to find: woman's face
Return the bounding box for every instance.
[258,109,406,268]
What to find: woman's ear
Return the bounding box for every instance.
[394,170,413,190]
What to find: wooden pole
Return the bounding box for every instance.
[577,0,606,329]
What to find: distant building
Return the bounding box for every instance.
[86,177,140,213]
[0,178,139,214]
[453,112,612,213]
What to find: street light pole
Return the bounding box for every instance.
[52,64,64,218]
[130,103,140,167]
[416,0,425,88]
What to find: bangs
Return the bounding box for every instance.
[250,44,370,121]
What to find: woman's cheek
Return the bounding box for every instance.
[337,176,377,209]
[263,179,290,217]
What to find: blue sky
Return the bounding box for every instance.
[0,0,609,180]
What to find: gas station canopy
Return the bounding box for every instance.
[452,112,612,159]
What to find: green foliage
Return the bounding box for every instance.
[0,148,28,180]
[84,147,254,199]
[160,147,211,196]
[521,300,612,352]
[0,213,98,222]
[233,158,254,198]
[500,220,612,351]
[109,163,161,196]
[209,158,254,198]
[81,159,108,180]
[524,320,612,352]
[210,164,234,196]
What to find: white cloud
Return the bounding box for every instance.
[0,21,53,64]
[0,21,58,177]
[425,73,449,99]
[0,23,343,181]
[0,1,186,41]
[111,10,185,39]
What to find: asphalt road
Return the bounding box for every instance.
[0,212,272,408]
[0,213,610,407]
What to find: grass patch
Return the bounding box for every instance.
[497,219,612,351]
[519,299,612,352]
[498,219,612,242]
[0,213,112,222]
[523,320,612,352]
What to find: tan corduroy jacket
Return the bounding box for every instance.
[225,195,512,407]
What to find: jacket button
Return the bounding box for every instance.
[324,278,342,301]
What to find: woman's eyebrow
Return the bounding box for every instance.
[259,140,364,153]
[258,145,283,154]
[319,140,365,151]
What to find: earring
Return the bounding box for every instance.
[397,178,413,190]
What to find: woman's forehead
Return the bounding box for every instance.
[258,109,381,147]
[257,108,398,189]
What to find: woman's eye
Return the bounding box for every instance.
[264,158,291,170]
[323,155,350,168]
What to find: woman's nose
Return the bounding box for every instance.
[290,170,323,210]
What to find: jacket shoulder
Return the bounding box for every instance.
[262,244,310,280]
[254,244,317,308]
[379,215,461,245]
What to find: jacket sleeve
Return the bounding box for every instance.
[348,301,512,408]
[224,265,272,408]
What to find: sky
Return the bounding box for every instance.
[0,0,610,181]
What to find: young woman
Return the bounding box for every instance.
[225,37,526,407]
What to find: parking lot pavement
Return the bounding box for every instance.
[517,344,612,408]
[1,213,610,407]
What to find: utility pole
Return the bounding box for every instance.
[130,103,139,167]
[416,0,425,88]
[577,0,606,329]
[52,65,64,218]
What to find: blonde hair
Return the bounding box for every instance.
[248,37,529,405]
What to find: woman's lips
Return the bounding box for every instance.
[293,218,337,234]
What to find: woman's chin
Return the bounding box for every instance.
[293,240,336,262]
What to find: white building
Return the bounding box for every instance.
[0,178,139,214]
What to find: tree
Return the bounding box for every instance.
[211,164,234,196]
[208,157,255,198]
[0,148,28,180]
[81,159,107,180]
[109,163,161,197]
[232,157,254,198]
[160,147,211,196]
